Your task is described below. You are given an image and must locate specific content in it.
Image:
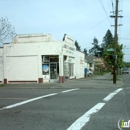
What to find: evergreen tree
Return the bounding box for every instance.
[89,37,100,56]
[75,40,81,51]
[83,48,87,56]
[101,29,114,52]
[103,43,124,69]
[124,62,130,68]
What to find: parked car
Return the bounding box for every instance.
[87,70,93,77]
[121,68,130,74]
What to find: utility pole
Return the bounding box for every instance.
[110,0,123,84]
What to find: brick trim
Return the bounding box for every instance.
[4,79,7,84]
[38,78,43,83]
[59,76,64,83]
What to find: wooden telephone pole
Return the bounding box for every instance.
[110,0,123,84]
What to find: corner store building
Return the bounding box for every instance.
[0,34,85,84]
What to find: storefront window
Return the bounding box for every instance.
[42,64,49,75]
[69,63,74,77]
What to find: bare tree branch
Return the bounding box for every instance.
[0,17,16,45]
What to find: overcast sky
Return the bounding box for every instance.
[0,0,129,62]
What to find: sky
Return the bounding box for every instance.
[0,0,130,62]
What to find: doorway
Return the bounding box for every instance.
[50,63,58,82]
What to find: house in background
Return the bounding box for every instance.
[94,57,106,73]
[85,55,95,71]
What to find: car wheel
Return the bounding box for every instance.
[88,73,92,77]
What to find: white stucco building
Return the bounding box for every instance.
[0,34,85,84]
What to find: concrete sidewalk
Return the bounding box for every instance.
[51,73,124,89]
[3,73,124,89]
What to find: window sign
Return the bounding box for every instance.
[42,64,49,75]
[80,59,84,64]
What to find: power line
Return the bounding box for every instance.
[99,0,111,26]
[118,0,123,41]
[121,33,130,38]
[99,0,108,16]
[73,18,107,37]
[120,38,130,40]
[111,0,115,13]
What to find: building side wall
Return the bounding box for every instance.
[3,42,62,82]
[6,42,62,56]
[6,56,38,82]
[0,48,3,83]
[0,57,3,83]
[84,62,89,71]
[0,48,3,56]
[12,34,55,43]
[2,38,87,83]
[75,51,84,79]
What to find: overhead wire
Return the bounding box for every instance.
[99,0,112,26]
[107,0,114,33]
[74,1,112,38]
[111,0,115,13]
[118,0,123,43]
[73,18,107,37]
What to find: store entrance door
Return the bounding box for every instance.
[50,63,58,82]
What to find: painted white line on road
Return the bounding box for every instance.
[114,88,123,93]
[103,88,123,102]
[67,103,105,130]
[61,88,79,93]
[0,93,58,110]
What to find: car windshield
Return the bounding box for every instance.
[122,68,128,71]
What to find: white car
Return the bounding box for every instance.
[87,70,93,77]
[122,68,130,74]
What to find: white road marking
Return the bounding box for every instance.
[67,103,105,130]
[67,88,123,130]
[103,88,123,102]
[61,88,79,93]
[0,93,57,110]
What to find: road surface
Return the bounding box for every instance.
[0,74,129,130]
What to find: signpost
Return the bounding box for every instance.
[107,48,117,84]
[107,48,114,52]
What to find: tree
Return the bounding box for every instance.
[124,62,130,68]
[101,29,114,52]
[103,42,124,69]
[0,17,16,46]
[75,40,81,51]
[101,29,124,73]
[116,44,124,69]
[89,37,100,56]
[83,48,87,56]
[94,57,105,74]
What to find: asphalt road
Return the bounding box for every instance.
[0,74,130,130]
